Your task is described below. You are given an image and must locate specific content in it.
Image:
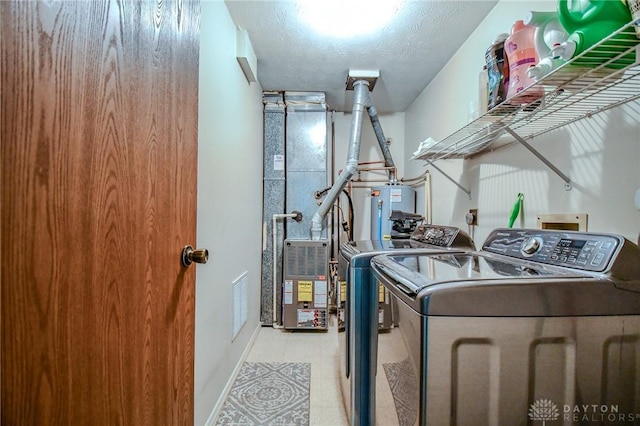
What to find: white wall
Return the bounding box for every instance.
[405,0,640,246]
[332,112,408,240]
[196,1,264,424]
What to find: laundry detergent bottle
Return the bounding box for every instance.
[628,0,640,38]
[553,0,636,68]
[524,11,569,80]
[485,33,509,110]
[505,20,543,105]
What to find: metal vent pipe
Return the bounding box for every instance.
[310,80,369,240]
[310,78,399,240]
[366,104,396,183]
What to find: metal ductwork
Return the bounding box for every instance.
[310,72,397,240]
[367,104,396,183]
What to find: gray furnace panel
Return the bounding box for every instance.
[261,93,286,325]
[285,92,329,240]
[282,239,329,330]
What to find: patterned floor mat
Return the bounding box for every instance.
[383,357,419,426]
[215,362,311,426]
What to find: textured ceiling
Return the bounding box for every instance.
[225,0,498,113]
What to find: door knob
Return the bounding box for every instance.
[182,245,209,267]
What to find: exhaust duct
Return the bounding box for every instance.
[310,71,397,240]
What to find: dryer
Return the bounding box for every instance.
[337,224,476,425]
[371,228,640,425]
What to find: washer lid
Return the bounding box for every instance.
[371,252,640,316]
[372,253,569,295]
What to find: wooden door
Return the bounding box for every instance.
[1,1,199,424]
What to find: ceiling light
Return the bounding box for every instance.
[297,0,405,38]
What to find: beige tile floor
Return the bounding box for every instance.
[245,315,349,426]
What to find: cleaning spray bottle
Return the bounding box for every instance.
[505,20,543,106]
[524,11,569,80]
[552,0,636,69]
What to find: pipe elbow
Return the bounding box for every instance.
[310,213,324,240]
[389,170,397,184]
[344,159,359,174]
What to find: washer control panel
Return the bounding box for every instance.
[483,229,622,272]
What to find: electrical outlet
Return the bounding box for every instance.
[466,209,478,226]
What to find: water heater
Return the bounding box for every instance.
[370,185,415,240]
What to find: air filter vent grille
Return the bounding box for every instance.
[285,241,328,278]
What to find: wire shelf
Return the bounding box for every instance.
[412,20,640,162]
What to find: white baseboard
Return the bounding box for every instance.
[204,323,263,426]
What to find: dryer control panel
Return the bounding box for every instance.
[411,224,475,249]
[483,229,622,272]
